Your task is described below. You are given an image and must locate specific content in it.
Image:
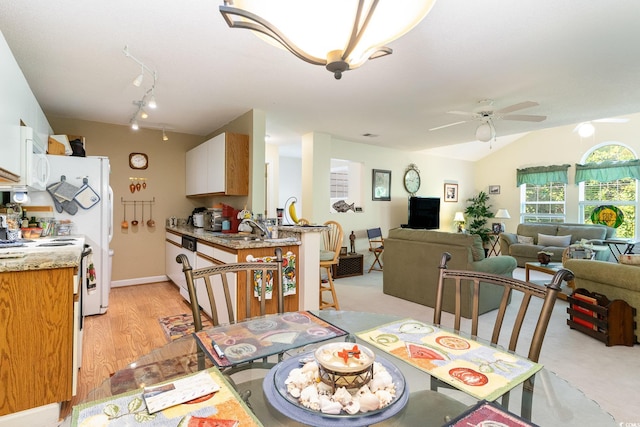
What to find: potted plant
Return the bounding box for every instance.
[465,191,494,247]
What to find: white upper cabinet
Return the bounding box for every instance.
[185,132,249,197]
[0,30,52,182]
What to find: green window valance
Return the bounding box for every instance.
[516,164,570,187]
[575,159,640,183]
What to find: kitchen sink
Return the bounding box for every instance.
[217,234,261,241]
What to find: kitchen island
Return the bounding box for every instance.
[0,238,84,423]
[165,224,326,320]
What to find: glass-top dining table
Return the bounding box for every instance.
[77,311,616,426]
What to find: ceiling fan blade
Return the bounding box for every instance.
[593,118,629,123]
[429,120,468,131]
[502,114,547,122]
[496,101,539,115]
[446,110,475,116]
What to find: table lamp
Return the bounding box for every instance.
[495,209,511,232]
[453,211,466,233]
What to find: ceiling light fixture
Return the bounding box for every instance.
[131,119,139,131]
[162,128,169,141]
[219,0,437,79]
[123,45,163,131]
[147,91,157,109]
[475,120,495,142]
[577,122,595,138]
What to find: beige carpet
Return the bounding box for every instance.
[332,266,639,424]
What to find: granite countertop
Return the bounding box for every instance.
[166,225,303,249]
[0,247,82,273]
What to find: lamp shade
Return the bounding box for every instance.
[453,211,465,222]
[495,209,511,219]
[476,121,495,142]
[220,0,437,78]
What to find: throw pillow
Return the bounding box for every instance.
[517,235,534,244]
[470,235,485,261]
[619,254,640,266]
[538,233,572,247]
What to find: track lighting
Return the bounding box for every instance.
[132,64,144,87]
[131,119,139,130]
[148,91,157,109]
[162,128,169,141]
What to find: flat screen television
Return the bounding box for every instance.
[408,197,440,229]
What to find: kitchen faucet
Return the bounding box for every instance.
[241,218,271,238]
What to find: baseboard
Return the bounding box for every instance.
[0,403,59,427]
[111,275,171,288]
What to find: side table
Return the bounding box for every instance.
[525,262,575,301]
[603,239,638,262]
[487,233,501,257]
[332,252,364,278]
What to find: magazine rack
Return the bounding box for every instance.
[567,288,637,346]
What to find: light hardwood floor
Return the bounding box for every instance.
[61,281,189,419]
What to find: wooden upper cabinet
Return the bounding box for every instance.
[186,132,249,196]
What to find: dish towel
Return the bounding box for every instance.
[86,252,97,294]
[246,252,296,301]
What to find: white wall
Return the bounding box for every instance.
[279,134,475,254]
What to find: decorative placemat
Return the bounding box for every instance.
[72,367,262,426]
[194,311,347,367]
[357,319,542,402]
[159,313,212,342]
[444,400,538,427]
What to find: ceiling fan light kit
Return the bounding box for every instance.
[475,121,495,142]
[430,99,547,143]
[219,0,437,79]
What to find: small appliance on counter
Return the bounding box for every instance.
[204,207,223,232]
[188,207,207,228]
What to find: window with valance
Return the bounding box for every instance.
[516,164,570,187]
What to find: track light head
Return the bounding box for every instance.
[132,73,143,87]
[162,128,169,141]
[131,119,139,130]
[140,109,149,119]
[148,93,157,109]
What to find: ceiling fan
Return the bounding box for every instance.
[429,99,547,142]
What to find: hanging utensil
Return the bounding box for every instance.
[131,201,139,226]
[141,202,145,227]
[147,202,155,227]
[121,203,129,229]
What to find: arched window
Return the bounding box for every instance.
[578,143,638,238]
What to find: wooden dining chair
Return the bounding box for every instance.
[366,227,384,272]
[176,248,284,374]
[296,217,310,225]
[432,252,573,419]
[319,220,343,310]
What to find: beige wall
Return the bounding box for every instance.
[48,116,203,283]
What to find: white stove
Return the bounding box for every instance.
[0,236,85,252]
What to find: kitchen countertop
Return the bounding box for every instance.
[166,225,306,250]
[0,238,84,273]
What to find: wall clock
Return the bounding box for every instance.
[403,164,421,196]
[129,152,148,170]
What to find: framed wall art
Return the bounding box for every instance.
[444,183,458,202]
[372,169,391,201]
[489,185,501,195]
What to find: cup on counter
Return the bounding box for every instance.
[222,219,231,231]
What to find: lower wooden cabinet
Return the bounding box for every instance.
[0,267,75,415]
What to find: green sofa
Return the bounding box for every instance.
[499,222,616,267]
[383,228,517,318]
[563,259,640,313]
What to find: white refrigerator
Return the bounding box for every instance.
[29,155,113,315]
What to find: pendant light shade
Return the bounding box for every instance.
[220,0,437,79]
[476,121,495,142]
